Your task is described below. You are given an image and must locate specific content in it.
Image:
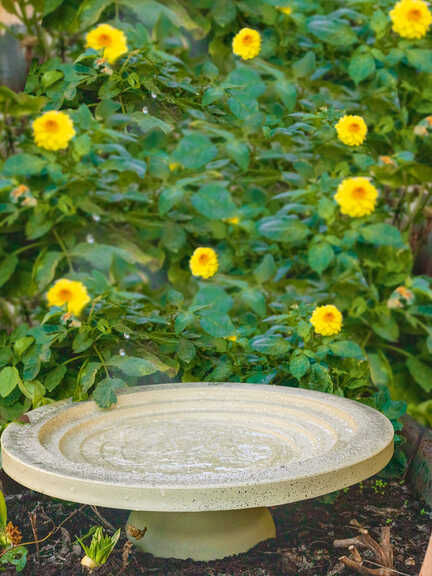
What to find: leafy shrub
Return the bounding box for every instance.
[0,0,431,450]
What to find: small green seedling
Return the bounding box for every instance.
[78,526,121,570]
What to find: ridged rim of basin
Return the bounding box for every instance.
[1,383,394,512]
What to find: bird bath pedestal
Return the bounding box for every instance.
[1,383,394,561]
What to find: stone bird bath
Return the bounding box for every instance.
[1,383,394,561]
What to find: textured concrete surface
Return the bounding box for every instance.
[127,507,276,560]
[1,383,394,511]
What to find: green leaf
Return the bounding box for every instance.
[251,335,290,356]
[72,331,94,353]
[406,358,432,393]
[19,379,45,405]
[175,311,194,334]
[242,289,266,317]
[131,112,173,134]
[77,0,114,26]
[25,209,55,240]
[348,53,375,84]
[3,154,46,176]
[200,314,235,338]
[274,79,297,111]
[254,254,276,283]
[370,9,388,37]
[108,355,164,377]
[289,352,310,380]
[368,352,392,386]
[93,377,124,409]
[13,337,34,358]
[0,87,46,117]
[0,254,18,288]
[329,341,364,359]
[211,0,236,27]
[406,49,432,73]
[79,361,101,393]
[173,134,217,170]
[0,367,21,398]
[307,16,357,47]
[0,490,7,528]
[225,140,250,170]
[292,51,316,78]
[33,251,63,289]
[307,243,333,274]
[44,365,66,392]
[258,216,309,243]
[177,340,196,363]
[193,285,233,314]
[159,186,184,215]
[311,363,333,392]
[361,224,404,247]
[371,315,399,342]
[191,183,236,219]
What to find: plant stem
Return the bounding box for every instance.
[53,229,74,272]
[93,344,109,378]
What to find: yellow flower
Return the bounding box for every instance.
[279,6,292,15]
[390,0,432,39]
[47,279,90,316]
[86,24,128,64]
[335,115,367,146]
[232,28,261,60]
[426,116,432,126]
[225,216,240,225]
[310,305,343,336]
[226,335,237,342]
[189,247,218,279]
[33,111,75,151]
[334,177,378,218]
[169,162,182,172]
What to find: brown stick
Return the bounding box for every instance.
[380,527,393,569]
[29,512,39,561]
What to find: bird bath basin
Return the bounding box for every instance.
[1,383,394,561]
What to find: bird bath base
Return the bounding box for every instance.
[127,507,276,561]
[1,383,394,561]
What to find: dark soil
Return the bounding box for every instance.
[2,476,430,576]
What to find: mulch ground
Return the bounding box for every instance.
[2,476,430,575]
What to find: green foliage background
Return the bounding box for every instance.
[0,0,432,460]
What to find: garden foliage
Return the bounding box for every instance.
[0,0,431,449]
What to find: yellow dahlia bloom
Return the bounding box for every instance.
[86,24,128,64]
[189,247,218,279]
[279,6,292,15]
[47,279,90,316]
[335,115,367,146]
[310,305,343,336]
[33,111,75,151]
[232,28,261,60]
[335,177,378,218]
[390,0,432,39]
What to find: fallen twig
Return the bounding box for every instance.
[335,526,394,576]
[90,505,115,531]
[0,504,86,560]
